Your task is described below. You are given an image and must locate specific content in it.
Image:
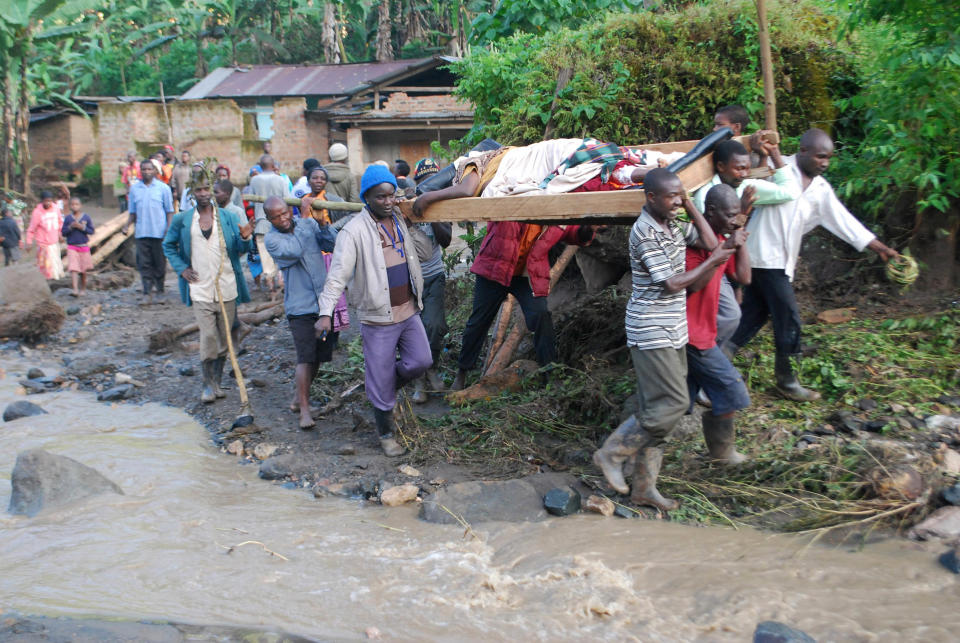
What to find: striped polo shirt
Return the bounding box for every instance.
[625,208,697,350]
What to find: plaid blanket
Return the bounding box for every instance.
[539,141,625,189]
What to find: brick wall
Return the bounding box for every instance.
[271,97,309,178]
[29,114,96,175]
[98,98,314,193]
[380,92,472,113]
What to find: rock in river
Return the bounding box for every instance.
[3,400,48,422]
[909,506,960,541]
[420,480,547,524]
[753,621,816,643]
[544,486,581,516]
[26,367,45,379]
[939,548,960,574]
[97,383,135,402]
[8,449,123,517]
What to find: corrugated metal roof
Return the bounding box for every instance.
[180,57,440,100]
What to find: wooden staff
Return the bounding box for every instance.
[241,193,363,212]
[756,0,777,131]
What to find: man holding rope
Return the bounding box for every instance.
[163,164,254,404]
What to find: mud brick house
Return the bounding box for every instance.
[28,102,98,183]
[95,55,472,197]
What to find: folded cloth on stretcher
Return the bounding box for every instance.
[452,138,686,198]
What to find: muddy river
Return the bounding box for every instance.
[1,359,957,641]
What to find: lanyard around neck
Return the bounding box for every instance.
[378,214,404,259]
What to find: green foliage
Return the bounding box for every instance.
[452,0,858,146]
[470,0,644,46]
[79,161,101,196]
[832,0,960,226]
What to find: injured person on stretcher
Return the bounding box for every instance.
[411,138,686,217]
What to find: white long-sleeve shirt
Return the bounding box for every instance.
[745,155,876,281]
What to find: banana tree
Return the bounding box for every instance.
[0,0,89,193]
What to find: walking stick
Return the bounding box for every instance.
[214,212,255,429]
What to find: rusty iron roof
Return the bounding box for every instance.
[180,57,447,100]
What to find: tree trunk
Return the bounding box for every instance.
[375,0,393,61]
[195,33,208,79]
[15,50,30,196]
[1,57,11,190]
[322,1,340,64]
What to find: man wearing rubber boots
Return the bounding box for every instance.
[163,166,253,404]
[315,165,432,456]
[592,169,739,511]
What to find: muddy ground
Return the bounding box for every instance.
[2,223,958,520]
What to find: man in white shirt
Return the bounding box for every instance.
[249,154,291,299]
[723,128,898,401]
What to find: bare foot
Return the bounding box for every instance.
[299,412,316,430]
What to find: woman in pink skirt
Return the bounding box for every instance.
[62,196,95,296]
[26,190,64,280]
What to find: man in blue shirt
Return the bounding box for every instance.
[123,159,174,303]
[263,196,339,430]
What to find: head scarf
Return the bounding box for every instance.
[414,158,440,182]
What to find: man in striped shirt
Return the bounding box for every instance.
[592,169,739,511]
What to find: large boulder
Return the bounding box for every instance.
[8,449,123,517]
[419,479,547,524]
[3,400,48,422]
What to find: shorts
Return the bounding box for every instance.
[686,344,751,416]
[288,313,339,365]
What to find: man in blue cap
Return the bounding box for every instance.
[315,164,432,456]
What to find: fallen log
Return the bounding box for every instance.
[90,228,133,267]
[484,245,580,376]
[147,304,285,352]
[448,360,539,404]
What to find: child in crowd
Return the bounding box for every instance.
[62,197,95,296]
[26,190,65,280]
[0,204,22,265]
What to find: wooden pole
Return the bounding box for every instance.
[241,193,363,212]
[756,0,777,131]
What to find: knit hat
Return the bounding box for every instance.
[329,143,348,162]
[413,157,440,182]
[359,164,398,205]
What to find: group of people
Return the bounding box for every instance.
[52,110,897,510]
[6,187,97,297]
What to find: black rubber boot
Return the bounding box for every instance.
[775,352,820,402]
[592,415,650,494]
[372,407,405,456]
[200,360,216,404]
[212,356,227,398]
[702,413,747,464]
[630,446,679,512]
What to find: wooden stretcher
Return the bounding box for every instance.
[396,136,753,225]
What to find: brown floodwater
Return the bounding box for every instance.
[1,357,958,641]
